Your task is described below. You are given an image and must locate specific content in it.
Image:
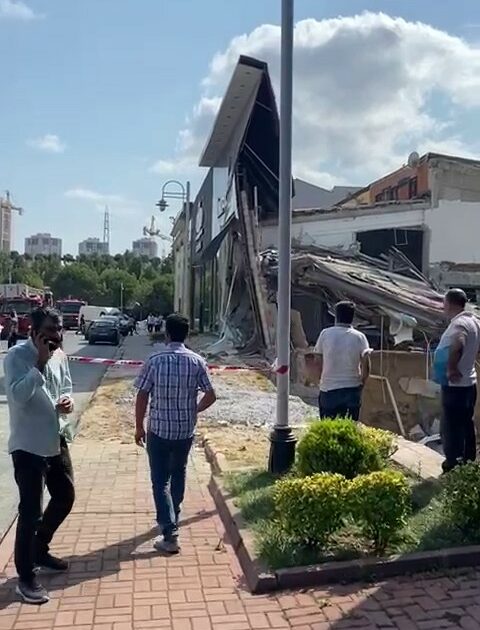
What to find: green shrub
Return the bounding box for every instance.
[360,426,397,460]
[348,470,411,553]
[442,462,480,534]
[296,419,383,478]
[274,473,347,544]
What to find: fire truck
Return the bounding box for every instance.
[55,299,87,330]
[0,284,53,340]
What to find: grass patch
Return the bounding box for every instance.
[224,467,478,571]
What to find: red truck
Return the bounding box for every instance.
[0,284,49,340]
[55,299,86,330]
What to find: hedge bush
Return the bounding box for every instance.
[359,426,397,460]
[442,462,480,535]
[348,470,411,553]
[274,473,347,545]
[296,419,383,478]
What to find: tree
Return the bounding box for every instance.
[99,268,137,307]
[52,264,99,302]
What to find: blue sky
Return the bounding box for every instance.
[0,0,478,254]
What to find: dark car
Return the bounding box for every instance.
[87,318,120,346]
[118,314,131,336]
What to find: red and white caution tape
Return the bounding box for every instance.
[68,356,144,367]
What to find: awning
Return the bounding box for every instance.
[194,215,238,265]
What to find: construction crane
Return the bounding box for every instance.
[1,191,23,216]
[143,215,172,242]
[0,191,24,252]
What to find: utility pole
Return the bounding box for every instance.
[183,181,192,327]
[103,206,110,254]
[268,0,297,474]
[120,282,124,312]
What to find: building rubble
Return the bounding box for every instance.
[260,245,449,349]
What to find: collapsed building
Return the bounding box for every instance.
[172,54,480,436]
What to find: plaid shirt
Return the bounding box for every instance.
[134,343,213,440]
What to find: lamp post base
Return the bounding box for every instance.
[268,426,297,474]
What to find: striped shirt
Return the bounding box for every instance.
[134,343,213,440]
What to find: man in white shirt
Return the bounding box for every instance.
[434,289,480,472]
[310,301,371,421]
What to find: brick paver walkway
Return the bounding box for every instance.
[1,441,480,630]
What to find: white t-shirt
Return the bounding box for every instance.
[436,311,480,387]
[314,325,370,392]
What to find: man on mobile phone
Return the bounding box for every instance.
[4,307,75,605]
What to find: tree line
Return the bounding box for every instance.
[0,251,174,315]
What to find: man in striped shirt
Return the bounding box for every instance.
[134,314,216,553]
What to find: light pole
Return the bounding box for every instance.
[268,0,296,474]
[120,282,124,312]
[157,180,191,324]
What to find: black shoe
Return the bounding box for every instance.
[36,553,69,572]
[16,577,49,605]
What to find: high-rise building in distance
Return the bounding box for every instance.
[25,233,62,257]
[132,237,158,259]
[78,237,109,256]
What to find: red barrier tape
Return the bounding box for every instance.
[67,355,281,373]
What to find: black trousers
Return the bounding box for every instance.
[319,386,362,421]
[12,438,75,581]
[441,384,477,472]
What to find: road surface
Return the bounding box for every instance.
[0,331,123,539]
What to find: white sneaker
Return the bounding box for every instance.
[153,538,180,554]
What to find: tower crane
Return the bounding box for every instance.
[1,191,23,216]
[0,191,24,253]
[143,215,172,242]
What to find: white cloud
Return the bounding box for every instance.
[64,188,142,217]
[155,12,480,188]
[28,134,65,154]
[149,96,221,176]
[0,0,38,20]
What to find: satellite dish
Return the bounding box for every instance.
[407,151,420,168]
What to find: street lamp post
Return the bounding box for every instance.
[120,282,124,312]
[268,0,297,474]
[157,180,191,325]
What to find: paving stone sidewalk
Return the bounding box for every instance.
[1,441,480,630]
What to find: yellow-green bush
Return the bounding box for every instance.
[442,462,480,534]
[296,419,383,479]
[348,470,411,553]
[360,426,397,460]
[274,473,347,544]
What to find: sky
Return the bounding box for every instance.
[1,0,479,255]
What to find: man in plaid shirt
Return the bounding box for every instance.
[134,314,216,553]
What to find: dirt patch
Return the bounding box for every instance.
[198,422,270,470]
[211,370,275,392]
[78,376,135,444]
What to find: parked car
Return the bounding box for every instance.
[78,305,120,331]
[87,318,120,346]
[118,314,132,336]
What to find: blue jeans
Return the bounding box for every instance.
[146,433,193,540]
[319,386,362,421]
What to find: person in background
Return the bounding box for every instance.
[76,314,85,336]
[134,314,216,554]
[5,307,75,605]
[147,313,155,334]
[154,315,161,334]
[8,309,18,349]
[433,289,480,472]
[307,301,371,421]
